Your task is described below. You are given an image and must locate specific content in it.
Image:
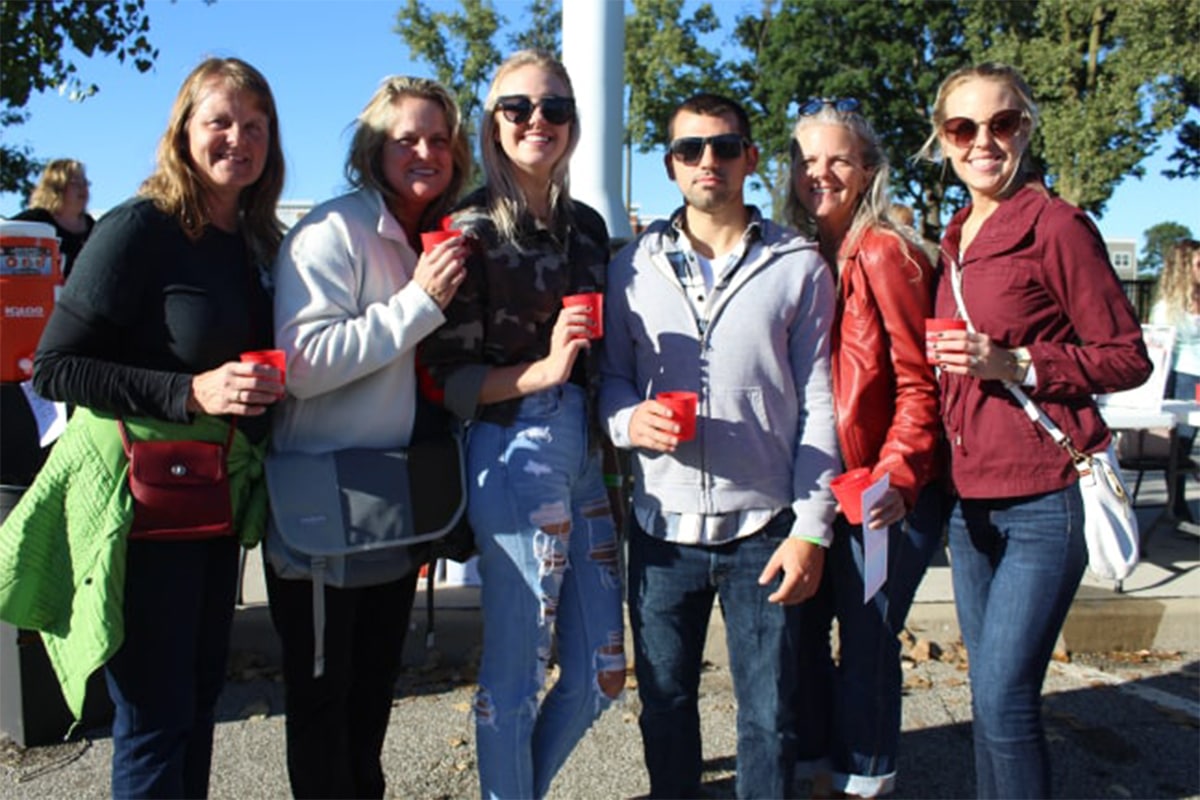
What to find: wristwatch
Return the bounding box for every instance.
[1010,347,1032,383]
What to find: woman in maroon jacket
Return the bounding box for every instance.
[785,98,943,798]
[919,63,1151,799]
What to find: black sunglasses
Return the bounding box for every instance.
[941,108,1025,149]
[668,134,752,165]
[495,95,576,126]
[798,97,861,116]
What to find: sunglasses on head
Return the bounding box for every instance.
[798,97,861,116]
[941,108,1025,149]
[495,95,576,126]
[668,133,752,165]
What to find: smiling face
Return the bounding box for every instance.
[938,77,1030,205]
[492,63,572,185]
[381,96,454,228]
[186,78,269,213]
[667,110,757,214]
[792,122,870,242]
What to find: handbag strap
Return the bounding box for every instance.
[948,257,1089,468]
[116,416,238,459]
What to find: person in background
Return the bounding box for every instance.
[785,98,943,798]
[419,49,625,800]
[14,158,96,278]
[16,57,286,798]
[888,202,939,265]
[266,75,470,799]
[919,62,1151,798]
[1150,238,1200,521]
[599,92,838,799]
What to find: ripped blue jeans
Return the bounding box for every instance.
[467,384,626,800]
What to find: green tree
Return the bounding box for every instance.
[1140,221,1194,275]
[624,0,1019,238]
[394,0,561,185]
[0,0,158,197]
[984,0,1197,215]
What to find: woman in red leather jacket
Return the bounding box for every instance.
[785,98,944,799]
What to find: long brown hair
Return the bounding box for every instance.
[28,159,87,214]
[139,57,285,265]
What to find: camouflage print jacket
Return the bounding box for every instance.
[419,187,610,427]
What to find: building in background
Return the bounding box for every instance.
[1106,238,1138,279]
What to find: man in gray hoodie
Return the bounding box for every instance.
[599,93,839,799]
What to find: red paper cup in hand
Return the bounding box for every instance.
[830,467,873,524]
[656,391,698,442]
[240,349,286,384]
[925,318,967,364]
[562,292,604,339]
[420,228,463,252]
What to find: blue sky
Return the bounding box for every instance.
[2,0,1196,248]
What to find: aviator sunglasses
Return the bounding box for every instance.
[798,97,861,116]
[941,108,1026,149]
[668,133,752,165]
[495,95,576,126]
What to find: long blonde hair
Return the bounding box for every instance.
[785,105,924,278]
[139,57,285,265]
[479,49,581,241]
[1155,239,1200,321]
[345,76,471,233]
[28,159,87,214]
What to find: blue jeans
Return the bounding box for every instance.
[468,384,625,800]
[949,486,1086,799]
[795,485,947,796]
[628,512,801,799]
[105,536,240,799]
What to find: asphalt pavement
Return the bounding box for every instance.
[0,470,1197,799]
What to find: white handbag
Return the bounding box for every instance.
[948,258,1139,581]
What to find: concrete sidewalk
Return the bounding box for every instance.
[231,468,1200,672]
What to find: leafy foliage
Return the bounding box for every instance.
[0,0,158,197]
[622,0,1196,236]
[1140,221,1194,275]
[984,0,1197,215]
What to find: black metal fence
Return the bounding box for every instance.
[1121,279,1156,322]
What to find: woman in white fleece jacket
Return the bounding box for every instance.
[265,76,471,798]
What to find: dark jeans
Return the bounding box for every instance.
[265,562,418,799]
[628,513,801,799]
[949,486,1086,799]
[795,485,947,796]
[105,536,240,799]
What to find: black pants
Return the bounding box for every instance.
[265,562,418,799]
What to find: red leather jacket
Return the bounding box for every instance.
[832,226,941,510]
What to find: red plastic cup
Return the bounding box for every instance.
[656,391,698,442]
[240,349,286,384]
[830,467,873,524]
[562,292,604,339]
[420,228,462,252]
[925,318,967,364]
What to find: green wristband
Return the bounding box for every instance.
[797,535,827,547]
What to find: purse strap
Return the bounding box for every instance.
[116,416,238,459]
[948,256,1090,468]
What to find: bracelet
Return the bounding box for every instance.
[1009,347,1032,383]
[797,535,827,548]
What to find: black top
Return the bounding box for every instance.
[32,197,274,441]
[12,207,96,279]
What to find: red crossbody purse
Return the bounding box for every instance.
[118,419,237,540]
